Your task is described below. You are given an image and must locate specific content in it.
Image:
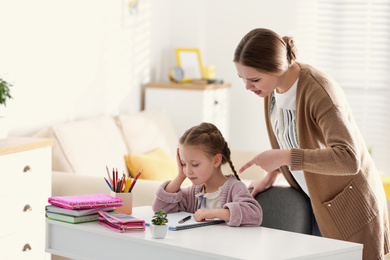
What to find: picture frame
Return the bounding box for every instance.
[175,48,203,82]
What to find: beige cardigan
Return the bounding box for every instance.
[264,62,389,260]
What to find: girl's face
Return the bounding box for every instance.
[178,144,220,185]
[234,62,280,98]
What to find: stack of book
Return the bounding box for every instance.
[45,193,123,224]
[45,205,115,224]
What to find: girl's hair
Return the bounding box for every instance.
[233,28,298,75]
[179,122,240,180]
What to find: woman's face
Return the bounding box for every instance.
[234,62,280,98]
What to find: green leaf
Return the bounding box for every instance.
[0,77,13,106]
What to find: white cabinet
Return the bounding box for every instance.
[0,137,53,260]
[144,83,231,140]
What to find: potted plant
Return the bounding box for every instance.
[150,209,168,239]
[0,77,12,107]
[0,77,13,139]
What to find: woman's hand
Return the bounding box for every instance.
[239,149,291,173]
[247,170,280,196]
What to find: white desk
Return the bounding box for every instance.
[46,206,362,260]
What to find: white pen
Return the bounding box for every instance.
[178,215,191,224]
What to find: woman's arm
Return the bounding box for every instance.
[239,149,291,174]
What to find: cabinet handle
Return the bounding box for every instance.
[23,165,32,173]
[214,100,219,105]
[23,204,32,212]
[22,243,32,252]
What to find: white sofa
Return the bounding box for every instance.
[34,108,266,207]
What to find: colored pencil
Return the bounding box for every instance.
[129,169,143,193]
[124,178,132,193]
[104,177,112,191]
[106,166,113,187]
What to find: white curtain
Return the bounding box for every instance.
[294,0,390,173]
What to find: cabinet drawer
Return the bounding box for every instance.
[0,147,51,197]
[203,88,229,139]
[0,193,47,237]
[0,228,46,260]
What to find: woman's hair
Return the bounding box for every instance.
[233,28,298,75]
[179,122,240,180]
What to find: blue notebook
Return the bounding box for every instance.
[139,211,224,231]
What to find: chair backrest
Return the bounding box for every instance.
[253,186,313,235]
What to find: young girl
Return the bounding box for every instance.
[152,122,262,227]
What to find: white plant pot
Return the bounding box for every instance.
[150,224,168,239]
[0,116,9,139]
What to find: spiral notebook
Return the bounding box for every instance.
[139,211,225,231]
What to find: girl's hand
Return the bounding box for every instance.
[239,149,291,174]
[193,208,230,222]
[164,148,186,193]
[193,209,210,222]
[176,148,186,179]
[247,170,280,196]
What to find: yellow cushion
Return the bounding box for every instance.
[381,176,390,200]
[124,148,178,181]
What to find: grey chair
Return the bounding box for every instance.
[252,186,315,235]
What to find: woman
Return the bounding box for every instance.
[234,28,389,260]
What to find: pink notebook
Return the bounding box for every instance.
[98,211,145,233]
[48,194,123,210]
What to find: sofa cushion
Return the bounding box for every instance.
[124,148,178,181]
[116,108,178,160]
[34,115,128,176]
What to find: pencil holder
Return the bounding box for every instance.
[110,191,133,215]
[202,65,215,80]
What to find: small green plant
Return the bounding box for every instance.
[0,77,12,107]
[151,209,168,225]
[368,146,373,155]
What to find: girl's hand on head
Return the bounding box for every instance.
[176,148,186,179]
[164,148,187,193]
[239,149,291,174]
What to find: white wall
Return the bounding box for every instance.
[0,0,154,135]
[1,0,303,154]
[164,0,303,152]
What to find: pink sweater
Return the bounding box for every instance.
[152,175,262,227]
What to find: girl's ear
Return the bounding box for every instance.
[213,154,223,168]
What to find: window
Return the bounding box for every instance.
[295,0,390,172]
